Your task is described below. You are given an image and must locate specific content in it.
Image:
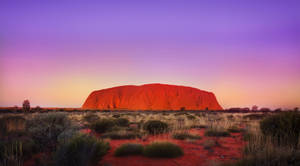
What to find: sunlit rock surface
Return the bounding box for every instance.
[82,84,223,110]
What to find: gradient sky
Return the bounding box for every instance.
[1,0,300,109]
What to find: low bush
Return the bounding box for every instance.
[114,143,144,157]
[91,119,116,133]
[26,113,72,151]
[143,120,168,134]
[172,132,201,140]
[115,118,130,127]
[54,134,110,166]
[260,112,300,148]
[143,142,183,158]
[101,131,142,139]
[205,129,230,137]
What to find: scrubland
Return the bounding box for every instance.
[0,109,299,166]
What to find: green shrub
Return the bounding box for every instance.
[205,129,230,137]
[26,113,72,151]
[114,143,143,157]
[101,131,142,139]
[91,119,116,133]
[143,120,168,134]
[54,134,110,166]
[143,142,183,158]
[260,112,300,148]
[172,132,201,140]
[115,118,130,127]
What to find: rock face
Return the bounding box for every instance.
[82,84,223,110]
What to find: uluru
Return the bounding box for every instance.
[82,84,223,110]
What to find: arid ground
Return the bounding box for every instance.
[1,109,299,166]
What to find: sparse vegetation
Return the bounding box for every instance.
[1,107,298,165]
[143,142,183,158]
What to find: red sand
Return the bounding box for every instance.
[82,83,223,110]
[98,129,244,166]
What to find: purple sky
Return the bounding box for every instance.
[1,0,300,109]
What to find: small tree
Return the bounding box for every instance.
[23,100,30,112]
[252,105,258,111]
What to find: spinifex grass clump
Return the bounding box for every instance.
[172,132,201,140]
[143,142,183,158]
[260,112,300,148]
[143,120,168,134]
[114,143,144,157]
[101,130,142,139]
[91,119,116,133]
[54,134,110,166]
